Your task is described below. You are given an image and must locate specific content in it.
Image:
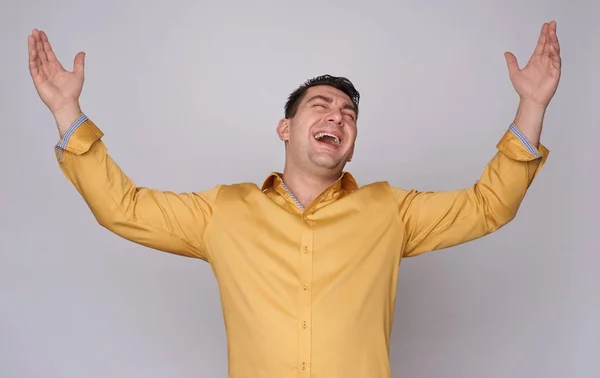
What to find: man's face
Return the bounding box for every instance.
[277,85,358,175]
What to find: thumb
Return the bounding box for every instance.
[73,51,85,78]
[504,52,519,75]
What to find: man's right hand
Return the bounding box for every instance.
[28,29,85,136]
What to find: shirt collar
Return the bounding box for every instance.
[260,171,359,194]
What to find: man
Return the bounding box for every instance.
[28,20,560,378]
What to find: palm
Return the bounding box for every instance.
[28,29,85,113]
[504,21,562,107]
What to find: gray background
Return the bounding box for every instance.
[1,0,597,377]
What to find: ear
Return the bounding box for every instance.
[277,118,290,142]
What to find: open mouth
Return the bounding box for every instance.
[314,132,341,147]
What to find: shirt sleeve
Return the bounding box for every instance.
[508,122,542,158]
[54,113,219,261]
[392,123,549,258]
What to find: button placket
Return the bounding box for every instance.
[298,220,313,376]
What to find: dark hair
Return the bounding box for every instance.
[284,74,360,119]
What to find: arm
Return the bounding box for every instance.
[394,112,548,257]
[28,29,217,261]
[55,112,219,261]
[395,20,561,257]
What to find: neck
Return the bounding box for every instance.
[281,166,341,208]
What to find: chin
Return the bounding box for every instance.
[311,156,345,170]
[307,144,347,168]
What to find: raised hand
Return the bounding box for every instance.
[504,21,562,108]
[28,29,85,119]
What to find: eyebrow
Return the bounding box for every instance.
[306,95,357,114]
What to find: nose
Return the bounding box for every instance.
[326,108,343,125]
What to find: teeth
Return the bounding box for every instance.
[314,132,340,146]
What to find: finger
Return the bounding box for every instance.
[548,25,561,61]
[543,37,550,56]
[542,22,552,56]
[29,31,46,79]
[30,29,42,62]
[549,44,561,69]
[33,29,49,64]
[33,30,54,79]
[533,22,548,56]
[28,35,40,78]
[547,22,561,70]
[549,20,557,33]
[504,51,520,75]
[549,21,560,55]
[40,30,58,63]
[73,51,86,78]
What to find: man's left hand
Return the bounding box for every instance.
[504,21,562,109]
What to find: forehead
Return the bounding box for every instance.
[301,85,353,105]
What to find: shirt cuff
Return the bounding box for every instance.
[508,123,542,158]
[55,113,89,161]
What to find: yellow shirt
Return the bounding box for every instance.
[55,114,548,378]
